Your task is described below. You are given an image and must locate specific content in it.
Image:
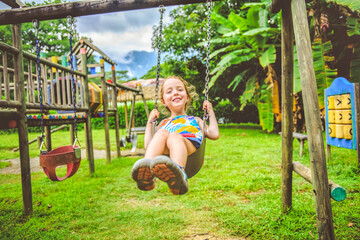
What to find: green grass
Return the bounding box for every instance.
[0,125,359,239]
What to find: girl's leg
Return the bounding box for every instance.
[144,129,169,159]
[166,132,196,168]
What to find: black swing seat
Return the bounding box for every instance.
[185,137,206,178]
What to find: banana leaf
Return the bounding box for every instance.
[259,45,276,68]
[347,17,360,37]
[350,43,360,83]
[257,84,274,132]
[326,0,360,12]
[211,12,237,31]
[228,12,248,32]
[312,38,337,109]
[240,74,257,110]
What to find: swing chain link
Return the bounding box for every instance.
[33,19,47,152]
[204,0,212,120]
[68,16,78,141]
[154,5,165,111]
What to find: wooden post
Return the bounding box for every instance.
[101,59,111,163]
[281,1,294,214]
[112,65,121,157]
[81,48,95,174]
[291,0,335,238]
[124,100,129,130]
[69,124,75,144]
[128,93,136,138]
[45,125,51,151]
[139,85,149,118]
[13,23,33,214]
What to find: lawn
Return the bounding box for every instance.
[0,125,359,239]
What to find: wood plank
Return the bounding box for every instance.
[56,69,60,104]
[269,0,284,14]
[0,72,2,99]
[13,23,33,214]
[0,0,221,25]
[112,65,121,157]
[293,162,347,202]
[81,51,95,174]
[101,62,111,163]
[50,66,55,104]
[1,0,25,8]
[3,51,9,101]
[291,0,335,238]
[66,72,71,105]
[280,0,294,215]
[61,71,65,105]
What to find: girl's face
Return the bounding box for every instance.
[161,78,189,113]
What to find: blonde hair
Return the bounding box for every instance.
[160,76,198,114]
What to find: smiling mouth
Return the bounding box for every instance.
[172,98,182,102]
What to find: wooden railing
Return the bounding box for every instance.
[0,42,87,112]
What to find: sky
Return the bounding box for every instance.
[0,0,175,64]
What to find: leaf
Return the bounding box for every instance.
[259,46,276,68]
[228,70,250,91]
[348,222,354,227]
[243,27,280,37]
[258,84,274,132]
[240,74,257,110]
[312,38,337,108]
[208,65,229,89]
[326,0,360,12]
[209,44,243,60]
[347,17,360,37]
[211,12,237,31]
[350,44,360,83]
[228,12,248,31]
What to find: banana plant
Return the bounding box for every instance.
[208,0,280,132]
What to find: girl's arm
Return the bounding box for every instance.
[144,109,160,149]
[203,100,219,140]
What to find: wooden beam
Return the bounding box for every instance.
[293,161,347,202]
[13,23,33,214]
[101,61,111,163]
[1,0,25,8]
[112,65,121,158]
[0,0,220,26]
[269,0,284,14]
[280,0,294,215]
[291,0,335,238]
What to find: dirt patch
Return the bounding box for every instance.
[0,148,145,175]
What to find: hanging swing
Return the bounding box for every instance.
[152,1,212,179]
[34,17,82,181]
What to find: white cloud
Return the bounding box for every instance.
[81,24,154,63]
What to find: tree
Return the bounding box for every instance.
[0,0,82,57]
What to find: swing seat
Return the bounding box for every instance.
[40,145,81,181]
[184,138,206,179]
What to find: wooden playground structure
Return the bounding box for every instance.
[0,0,354,238]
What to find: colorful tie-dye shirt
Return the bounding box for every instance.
[159,115,203,148]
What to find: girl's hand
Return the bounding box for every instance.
[203,100,214,116]
[148,109,160,123]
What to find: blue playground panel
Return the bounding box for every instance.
[325,77,357,150]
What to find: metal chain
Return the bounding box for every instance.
[33,19,46,151]
[204,0,212,119]
[67,16,78,141]
[154,5,165,110]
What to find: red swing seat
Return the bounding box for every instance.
[40,145,81,181]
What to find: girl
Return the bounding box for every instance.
[131,76,219,195]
